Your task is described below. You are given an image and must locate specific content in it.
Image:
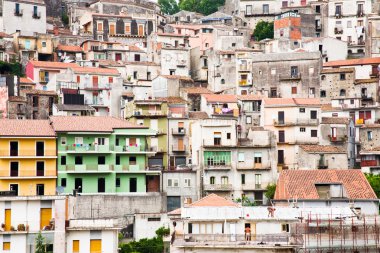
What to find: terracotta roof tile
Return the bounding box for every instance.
[189,111,208,119]
[361,124,380,128]
[354,78,379,84]
[157,32,189,37]
[202,94,237,103]
[128,45,143,52]
[275,170,377,200]
[0,32,12,38]
[168,208,181,215]
[24,89,57,96]
[50,116,146,132]
[323,57,380,67]
[71,67,120,76]
[321,117,350,124]
[189,194,239,207]
[321,68,355,74]
[237,95,263,101]
[19,77,35,84]
[264,98,321,106]
[300,145,346,153]
[0,120,55,137]
[183,87,212,94]
[29,61,78,69]
[160,75,193,81]
[57,44,83,53]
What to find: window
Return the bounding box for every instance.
[61,137,67,145]
[36,161,44,176]
[221,176,228,185]
[340,73,346,80]
[116,178,121,187]
[299,108,305,113]
[300,127,306,132]
[238,152,245,162]
[340,89,346,96]
[350,99,354,104]
[271,68,276,75]
[167,178,179,187]
[310,88,315,95]
[282,1,288,7]
[311,130,318,137]
[246,116,252,124]
[263,4,269,14]
[134,54,141,62]
[210,176,215,184]
[10,162,18,177]
[335,4,342,15]
[320,90,326,97]
[321,75,326,81]
[116,155,120,165]
[32,96,38,107]
[42,41,46,47]
[61,178,67,187]
[3,242,10,251]
[36,184,44,196]
[109,23,116,35]
[129,156,136,165]
[98,156,105,165]
[204,151,231,166]
[227,133,231,140]
[368,131,373,141]
[246,5,252,15]
[254,153,262,164]
[310,110,317,119]
[291,87,297,94]
[97,22,103,31]
[213,132,221,145]
[255,174,261,185]
[241,174,245,185]
[75,156,83,165]
[170,69,175,75]
[232,43,236,47]
[133,71,138,79]
[316,5,320,13]
[291,66,298,77]
[282,224,290,232]
[125,23,131,34]
[184,178,191,187]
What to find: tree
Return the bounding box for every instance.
[158,0,180,15]
[252,21,274,41]
[365,173,380,198]
[0,61,22,76]
[61,13,69,26]
[35,232,45,253]
[119,227,170,253]
[178,0,225,16]
[265,183,276,200]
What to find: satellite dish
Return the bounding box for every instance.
[56,186,65,195]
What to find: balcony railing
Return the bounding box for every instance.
[0,149,56,157]
[148,146,165,153]
[242,183,266,190]
[65,145,112,153]
[357,10,364,17]
[318,159,329,169]
[172,128,186,135]
[212,108,239,117]
[14,9,23,16]
[273,118,319,126]
[65,164,114,172]
[279,73,301,81]
[361,160,378,167]
[172,145,186,152]
[133,110,165,116]
[236,162,271,170]
[334,28,343,34]
[32,11,41,19]
[329,135,347,142]
[204,163,232,170]
[204,184,233,191]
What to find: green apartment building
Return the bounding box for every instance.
[125,99,169,170]
[50,116,159,194]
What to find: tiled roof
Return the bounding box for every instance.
[323,57,380,67]
[0,32,12,38]
[189,194,239,207]
[128,45,143,52]
[300,145,346,153]
[189,111,209,119]
[354,78,379,84]
[166,97,188,104]
[19,77,35,84]
[321,68,355,74]
[202,94,237,103]
[8,96,27,102]
[321,117,350,124]
[24,89,57,96]
[168,208,182,215]
[321,103,341,112]
[0,120,55,137]
[125,61,160,66]
[361,124,380,128]
[50,116,146,132]
[160,75,193,81]
[122,92,134,97]
[182,87,212,94]
[157,32,189,37]
[71,67,120,76]
[57,44,83,53]
[275,170,377,200]
[55,104,95,111]
[28,61,78,69]
[237,95,263,101]
[264,98,321,106]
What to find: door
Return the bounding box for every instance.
[98,178,105,193]
[90,239,102,253]
[10,162,18,177]
[115,53,122,61]
[109,24,115,35]
[40,208,52,230]
[278,150,284,165]
[10,142,18,156]
[36,141,44,156]
[146,175,160,192]
[10,184,18,196]
[130,178,137,192]
[138,24,144,36]
[93,76,98,88]
[4,209,11,231]
[75,178,82,193]
[178,138,184,150]
[278,111,284,124]
[73,240,80,253]
[279,130,285,143]
[230,223,236,241]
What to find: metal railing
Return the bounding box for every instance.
[65,164,114,172]
[0,149,56,156]
[204,184,233,191]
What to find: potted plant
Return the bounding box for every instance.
[17,224,25,231]
[10,226,16,231]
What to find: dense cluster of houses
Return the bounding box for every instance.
[0,0,379,252]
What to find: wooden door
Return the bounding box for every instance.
[92,76,98,88]
[4,209,11,231]
[109,24,115,35]
[138,24,144,36]
[73,240,80,253]
[90,239,102,253]
[40,208,52,230]
[178,138,184,150]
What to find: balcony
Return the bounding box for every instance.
[239,65,249,71]
[236,162,271,170]
[316,25,322,31]
[335,13,342,18]
[334,27,343,34]
[362,94,373,101]
[148,146,165,153]
[65,145,111,153]
[329,135,347,143]
[279,73,301,81]
[204,163,232,171]
[65,164,114,173]
[39,77,49,84]
[318,159,329,169]
[133,110,165,117]
[212,108,239,117]
[239,79,252,86]
[361,160,378,167]
[204,184,233,191]
[83,84,111,91]
[357,10,364,17]
[242,183,266,191]
[168,165,192,171]
[114,145,155,154]
[32,11,41,19]
[273,118,319,126]
[0,149,56,158]
[172,144,186,152]
[14,9,23,16]
[172,128,186,135]
[203,140,234,148]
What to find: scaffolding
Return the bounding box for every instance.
[291,213,380,253]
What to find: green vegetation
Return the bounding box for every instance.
[365,173,380,198]
[252,21,274,41]
[119,227,170,253]
[34,232,45,253]
[0,61,22,76]
[235,196,256,206]
[158,0,180,15]
[61,13,69,26]
[265,183,277,200]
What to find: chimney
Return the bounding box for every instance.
[53,26,59,36]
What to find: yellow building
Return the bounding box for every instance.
[0,120,56,196]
